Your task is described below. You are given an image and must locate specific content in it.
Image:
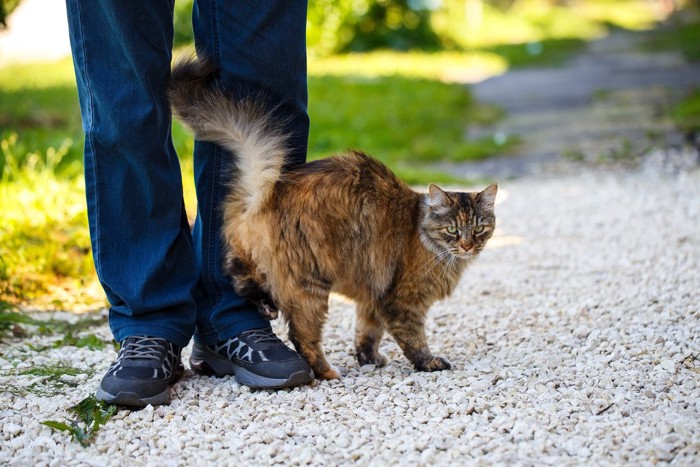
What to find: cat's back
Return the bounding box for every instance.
[275,150,420,240]
[288,150,414,204]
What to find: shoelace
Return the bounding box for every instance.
[121,336,168,361]
[241,329,282,344]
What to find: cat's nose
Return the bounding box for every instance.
[460,243,473,253]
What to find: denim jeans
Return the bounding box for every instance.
[65,0,309,348]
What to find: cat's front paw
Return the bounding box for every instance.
[415,356,452,372]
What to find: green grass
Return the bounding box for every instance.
[481,38,587,69]
[672,89,700,133]
[1,133,95,303]
[0,60,84,170]
[431,0,668,69]
[639,19,700,62]
[570,0,664,31]
[18,364,85,379]
[0,305,107,340]
[27,332,109,352]
[435,0,662,51]
[42,396,117,448]
[2,364,93,397]
[308,50,507,81]
[307,74,507,165]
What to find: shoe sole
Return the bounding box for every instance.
[189,344,314,390]
[95,365,185,408]
[96,387,172,407]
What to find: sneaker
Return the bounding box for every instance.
[189,328,314,389]
[96,336,184,407]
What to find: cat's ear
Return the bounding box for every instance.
[477,184,498,211]
[428,184,452,212]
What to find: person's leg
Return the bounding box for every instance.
[66,0,197,405]
[190,0,310,344]
[66,0,197,346]
[187,0,314,387]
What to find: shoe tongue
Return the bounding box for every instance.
[123,337,149,346]
[121,336,167,367]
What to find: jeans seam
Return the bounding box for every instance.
[74,0,102,281]
[201,0,223,317]
[209,145,223,302]
[209,0,220,67]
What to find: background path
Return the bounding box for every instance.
[436,27,700,180]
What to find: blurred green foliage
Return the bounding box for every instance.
[640,18,700,62]
[173,0,195,48]
[172,0,677,66]
[673,89,700,133]
[0,0,20,28]
[340,0,443,52]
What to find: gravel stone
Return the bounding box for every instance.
[1,166,699,465]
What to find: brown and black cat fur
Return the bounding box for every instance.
[168,55,498,380]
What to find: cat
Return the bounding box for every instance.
[168,55,497,380]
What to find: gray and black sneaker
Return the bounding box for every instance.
[96,336,184,407]
[190,328,314,389]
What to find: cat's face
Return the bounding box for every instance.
[420,184,498,259]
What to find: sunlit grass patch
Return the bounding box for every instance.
[0,133,97,304]
[433,0,666,68]
[434,0,640,50]
[0,59,83,170]
[574,0,667,31]
[443,1,606,48]
[309,50,507,83]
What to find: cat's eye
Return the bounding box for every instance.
[473,225,485,234]
[446,226,457,234]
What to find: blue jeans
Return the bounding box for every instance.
[65,0,309,347]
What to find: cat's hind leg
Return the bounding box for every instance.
[224,255,279,320]
[354,302,388,367]
[283,284,340,380]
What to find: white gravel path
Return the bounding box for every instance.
[1,164,698,465]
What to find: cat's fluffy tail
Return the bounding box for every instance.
[168,53,287,215]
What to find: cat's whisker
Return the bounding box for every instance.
[420,250,453,279]
[421,250,451,274]
[421,251,450,277]
[435,252,456,284]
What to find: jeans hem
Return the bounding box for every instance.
[195,315,272,346]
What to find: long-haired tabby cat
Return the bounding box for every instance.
[168,55,497,380]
